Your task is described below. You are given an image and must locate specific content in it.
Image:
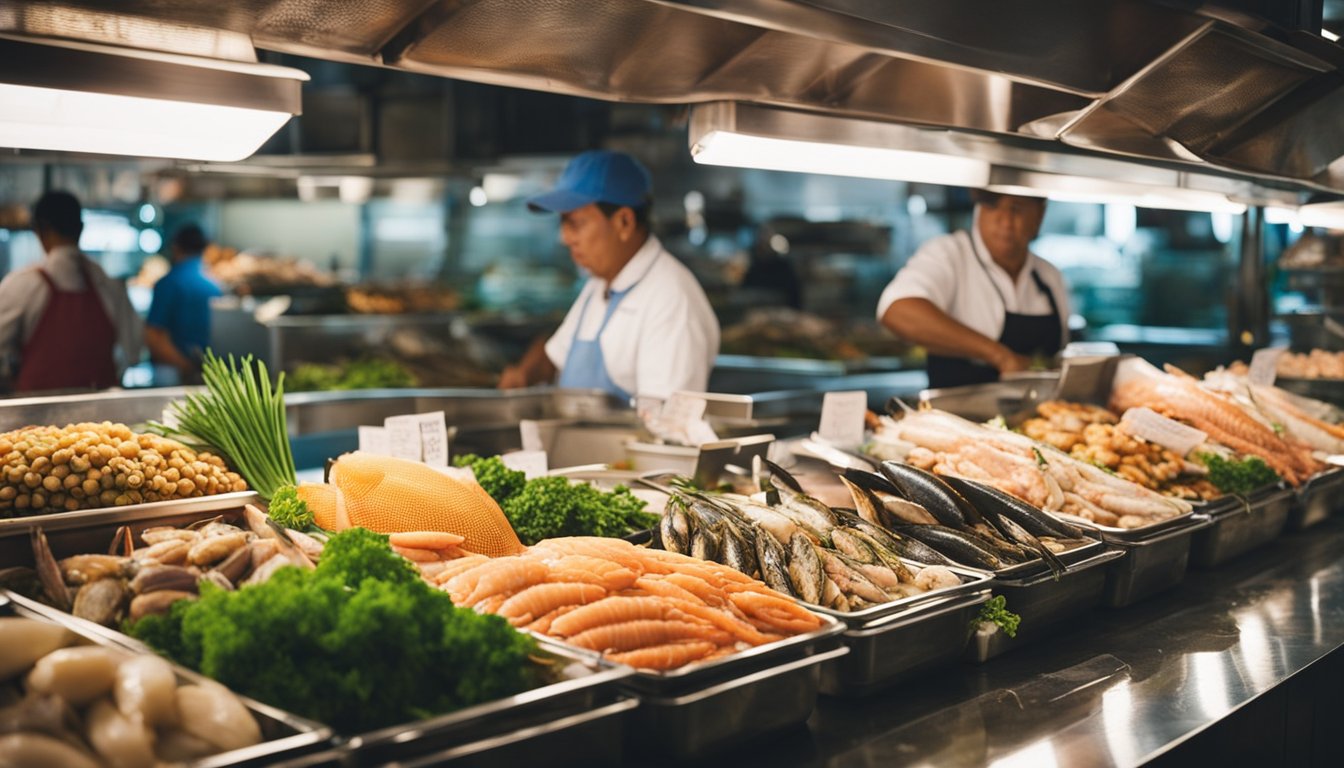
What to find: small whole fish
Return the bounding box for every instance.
[880,461,980,529]
[787,533,826,605]
[660,500,693,555]
[754,528,795,597]
[894,524,1003,571]
[939,474,1086,541]
[690,523,722,564]
[719,521,759,577]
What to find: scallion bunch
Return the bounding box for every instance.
[150,352,296,500]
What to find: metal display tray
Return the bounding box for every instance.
[991,536,1109,580]
[965,547,1125,664]
[819,592,991,697]
[0,492,261,574]
[1289,468,1344,531]
[1094,515,1211,608]
[1,591,333,768]
[623,645,848,763]
[806,562,994,628]
[1190,484,1295,568]
[0,490,261,538]
[547,614,845,762]
[341,642,637,767]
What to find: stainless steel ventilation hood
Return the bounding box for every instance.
[4,0,1344,204]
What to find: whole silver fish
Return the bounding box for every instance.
[787,533,826,605]
[834,526,915,582]
[755,527,794,597]
[690,521,722,563]
[660,500,692,555]
[719,521,758,576]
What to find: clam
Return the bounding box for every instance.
[71,578,130,626]
[129,565,198,596]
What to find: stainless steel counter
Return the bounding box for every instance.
[685,515,1344,767]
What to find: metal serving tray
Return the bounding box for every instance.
[820,592,991,697]
[1095,515,1210,608]
[965,547,1125,664]
[343,644,636,767]
[991,536,1108,580]
[1190,484,1295,568]
[1289,468,1344,531]
[807,562,993,627]
[0,492,260,578]
[623,645,849,763]
[1,591,334,768]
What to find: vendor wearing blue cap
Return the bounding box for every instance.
[498,150,720,401]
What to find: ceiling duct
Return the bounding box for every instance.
[3,0,1344,204]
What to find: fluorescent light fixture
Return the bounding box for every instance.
[1296,202,1344,230]
[1323,29,1341,42]
[986,169,1248,214]
[689,102,990,187]
[0,35,305,162]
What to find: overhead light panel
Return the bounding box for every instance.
[986,169,1248,214]
[689,102,990,187]
[0,35,306,162]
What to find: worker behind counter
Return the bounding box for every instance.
[877,190,1071,390]
[145,223,223,386]
[0,191,141,394]
[498,150,720,401]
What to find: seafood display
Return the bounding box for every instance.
[435,536,823,671]
[0,423,247,518]
[295,452,525,557]
[1021,401,1221,501]
[1111,360,1329,484]
[1268,349,1344,380]
[652,484,962,612]
[872,409,1194,528]
[0,615,262,766]
[18,505,319,627]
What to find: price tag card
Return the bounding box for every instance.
[1248,346,1287,386]
[519,420,545,453]
[383,414,423,461]
[357,426,391,456]
[502,450,549,479]
[1120,407,1209,457]
[383,411,449,465]
[818,391,867,450]
[417,411,449,467]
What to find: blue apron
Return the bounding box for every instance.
[557,253,662,401]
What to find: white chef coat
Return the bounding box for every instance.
[875,227,1070,350]
[0,245,143,379]
[545,235,720,400]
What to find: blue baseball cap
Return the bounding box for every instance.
[526,150,652,214]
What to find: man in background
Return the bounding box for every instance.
[146,223,223,385]
[0,190,140,392]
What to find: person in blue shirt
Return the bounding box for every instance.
[145,223,223,385]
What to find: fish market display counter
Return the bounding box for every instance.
[683,515,1344,768]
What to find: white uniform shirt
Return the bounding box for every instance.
[875,227,1070,350]
[0,245,143,379]
[545,235,720,400]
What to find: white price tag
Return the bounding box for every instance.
[502,450,548,479]
[519,420,544,453]
[818,391,867,450]
[383,414,423,461]
[1120,407,1209,457]
[383,411,449,465]
[1248,347,1287,387]
[357,426,391,456]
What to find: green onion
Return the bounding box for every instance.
[149,352,296,500]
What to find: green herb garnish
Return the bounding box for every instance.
[974,595,1021,638]
[1196,452,1280,496]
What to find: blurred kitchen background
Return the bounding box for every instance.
[0,52,1327,395]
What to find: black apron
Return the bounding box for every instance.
[925,232,1064,389]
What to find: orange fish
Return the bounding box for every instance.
[296,452,524,557]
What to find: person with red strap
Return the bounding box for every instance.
[0,191,142,393]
